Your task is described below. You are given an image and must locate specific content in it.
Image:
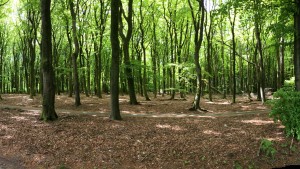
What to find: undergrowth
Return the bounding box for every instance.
[268,86,300,141]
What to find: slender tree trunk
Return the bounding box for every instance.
[229,7,237,103]
[29,36,36,98]
[276,38,285,89]
[294,0,300,91]
[40,0,58,121]
[188,0,205,111]
[255,17,266,103]
[205,12,213,102]
[69,0,81,106]
[139,0,150,101]
[65,18,73,97]
[120,0,138,104]
[151,7,158,98]
[110,0,122,120]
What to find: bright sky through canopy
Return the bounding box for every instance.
[8,0,19,23]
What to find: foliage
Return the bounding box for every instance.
[284,77,295,87]
[268,86,300,140]
[259,138,277,159]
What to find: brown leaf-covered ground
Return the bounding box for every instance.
[0,93,300,169]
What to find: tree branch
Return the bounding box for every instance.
[0,0,9,7]
[216,40,256,65]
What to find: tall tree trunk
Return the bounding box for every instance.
[276,38,285,89]
[151,6,158,98]
[205,11,213,102]
[69,0,81,106]
[29,34,36,98]
[85,34,91,96]
[119,0,138,105]
[294,0,300,91]
[188,0,205,111]
[139,0,150,101]
[40,0,58,121]
[110,0,122,120]
[65,17,73,97]
[254,2,266,103]
[229,7,237,103]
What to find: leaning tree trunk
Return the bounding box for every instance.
[40,0,58,121]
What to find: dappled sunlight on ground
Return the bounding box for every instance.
[203,130,222,136]
[241,119,274,125]
[1,94,299,168]
[156,124,186,131]
[11,116,29,121]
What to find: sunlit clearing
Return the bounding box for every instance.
[122,110,143,115]
[21,110,39,116]
[112,124,124,129]
[241,119,274,125]
[203,130,221,136]
[257,106,267,110]
[256,137,284,142]
[156,124,185,131]
[33,154,46,164]
[119,98,129,103]
[3,135,13,139]
[11,116,28,121]
[205,101,231,105]
[0,124,8,130]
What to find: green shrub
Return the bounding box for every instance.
[268,86,300,140]
[259,139,276,159]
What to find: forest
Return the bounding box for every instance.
[0,0,298,116]
[0,0,300,168]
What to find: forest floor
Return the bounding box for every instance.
[0,93,300,169]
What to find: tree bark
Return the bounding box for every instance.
[40,0,58,121]
[188,0,205,111]
[229,7,237,103]
[69,0,81,106]
[139,0,150,101]
[254,0,266,103]
[119,0,138,105]
[294,0,300,91]
[110,0,122,120]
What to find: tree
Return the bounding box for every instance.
[188,0,205,111]
[69,0,81,106]
[119,0,138,105]
[110,0,121,120]
[295,0,300,91]
[228,1,237,103]
[138,0,150,101]
[40,0,58,121]
[254,0,266,103]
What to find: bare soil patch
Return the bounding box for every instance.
[0,93,299,168]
